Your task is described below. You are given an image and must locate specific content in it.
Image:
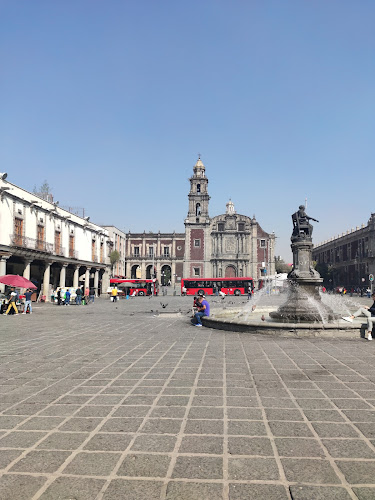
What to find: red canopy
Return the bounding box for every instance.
[0,275,37,289]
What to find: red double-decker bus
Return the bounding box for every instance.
[181,277,254,296]
[110,278,157,296]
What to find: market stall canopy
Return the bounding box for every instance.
[0,275,37,289]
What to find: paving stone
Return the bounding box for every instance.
[84,432,133,451]
[323,439,375,459]
[228,436,273,456]
[179,435,223,454]
[113,405,151,417]
[228,420,267,436]
[63,451,121,475]
[0,415,26,429]
[150,406,186,418]
[117,453,171,477]
[37,432,89,450]
[0,474,46,500]
[281,458,341,484]
[352,487,375,499]
[312,422,360,438]
[0,430,47,448]
[261,397,297,408]
[166,481,223,500]
[228,457,279,480]
[187,406,224,419]
[171,456,222,479]
[289,485,353,499]
[184,419,224,435]
[336,460,375,484]
[18,416,65,430]
[141,418,183,434]
[229,483,289,499]
[265,408,304,421]
[131,434,177,452]
[9,450,71,473]
[275,437,325,457]
[39,476,105,499]
[0,449,23,468]
[303,409,345,422]
[102,479,163,500]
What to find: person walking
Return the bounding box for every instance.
[247,285,253,300]
[57,288,62,305]
[22,289,33,314]
[64,289,71,306]
[89,287,95,303]
[343,292,375,340]
[111,287,118,303]
[5,288,19,315]
[75,287,82,305]
[192,295,210,327]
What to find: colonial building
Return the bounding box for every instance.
[184,158,276,280]
[126,158,275,284]
[125,232,185,286]
[312,214,375,288]
[101,226,126,277]
[0,174,111,299]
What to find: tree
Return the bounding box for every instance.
[33,181,53,202]
[109,250,120,277]
[275,256,292,274]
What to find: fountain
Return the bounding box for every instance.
[203,207,363,338]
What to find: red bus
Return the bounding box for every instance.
[110,278,157,296]
[181,277,254,296]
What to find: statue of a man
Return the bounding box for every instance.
[292,205,319,238]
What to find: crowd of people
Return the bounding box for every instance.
[52,286,97,305]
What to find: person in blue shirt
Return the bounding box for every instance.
[64,289,71,306]
[193,295,210,327]
[22,289,33,314]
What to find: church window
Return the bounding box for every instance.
[196,218,199,223]
[197,184,201,193]
[238,223,245,232]
[194,239,200,247]
[260,239,266,247]
[218,223,224,232]
[193,267,200,277]
[196,203,201,216]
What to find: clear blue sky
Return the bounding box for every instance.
[1,0,374,261]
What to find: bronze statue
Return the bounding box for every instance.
[292,205,319,239]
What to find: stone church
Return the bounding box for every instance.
[125,157,275,285]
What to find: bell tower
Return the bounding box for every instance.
[184,157,211,278]
[186,156,210,222]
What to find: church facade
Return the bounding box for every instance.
[126,158,275,285]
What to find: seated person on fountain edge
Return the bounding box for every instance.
[342,292,375,341]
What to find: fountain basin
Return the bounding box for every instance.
[202,308,366,339]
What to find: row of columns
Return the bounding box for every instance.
[0,255,104,300]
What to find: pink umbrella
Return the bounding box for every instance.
[0,275,37,289]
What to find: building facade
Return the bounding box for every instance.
[0,176,111,299]
[125,232,185,287]
[125,158,276,284]
[312,214,375,289]
[102,226,126,277]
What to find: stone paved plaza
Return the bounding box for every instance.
[1,295,375,499]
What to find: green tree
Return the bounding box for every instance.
[275,256,292,274]
[109,250,120,277]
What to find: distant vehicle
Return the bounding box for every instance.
[109,278,156,296]
[181,277,254,296]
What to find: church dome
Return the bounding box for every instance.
[226,199,236,215]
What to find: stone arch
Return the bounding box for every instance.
[161,265,171,286]
[131,264,141,279]
[225,265,237,278]
[146,264,155,279]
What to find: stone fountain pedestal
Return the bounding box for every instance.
[270,231,338,323]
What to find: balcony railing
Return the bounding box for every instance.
[55,246,65,256]
[10,234,53,253]
[69,249,78,259]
